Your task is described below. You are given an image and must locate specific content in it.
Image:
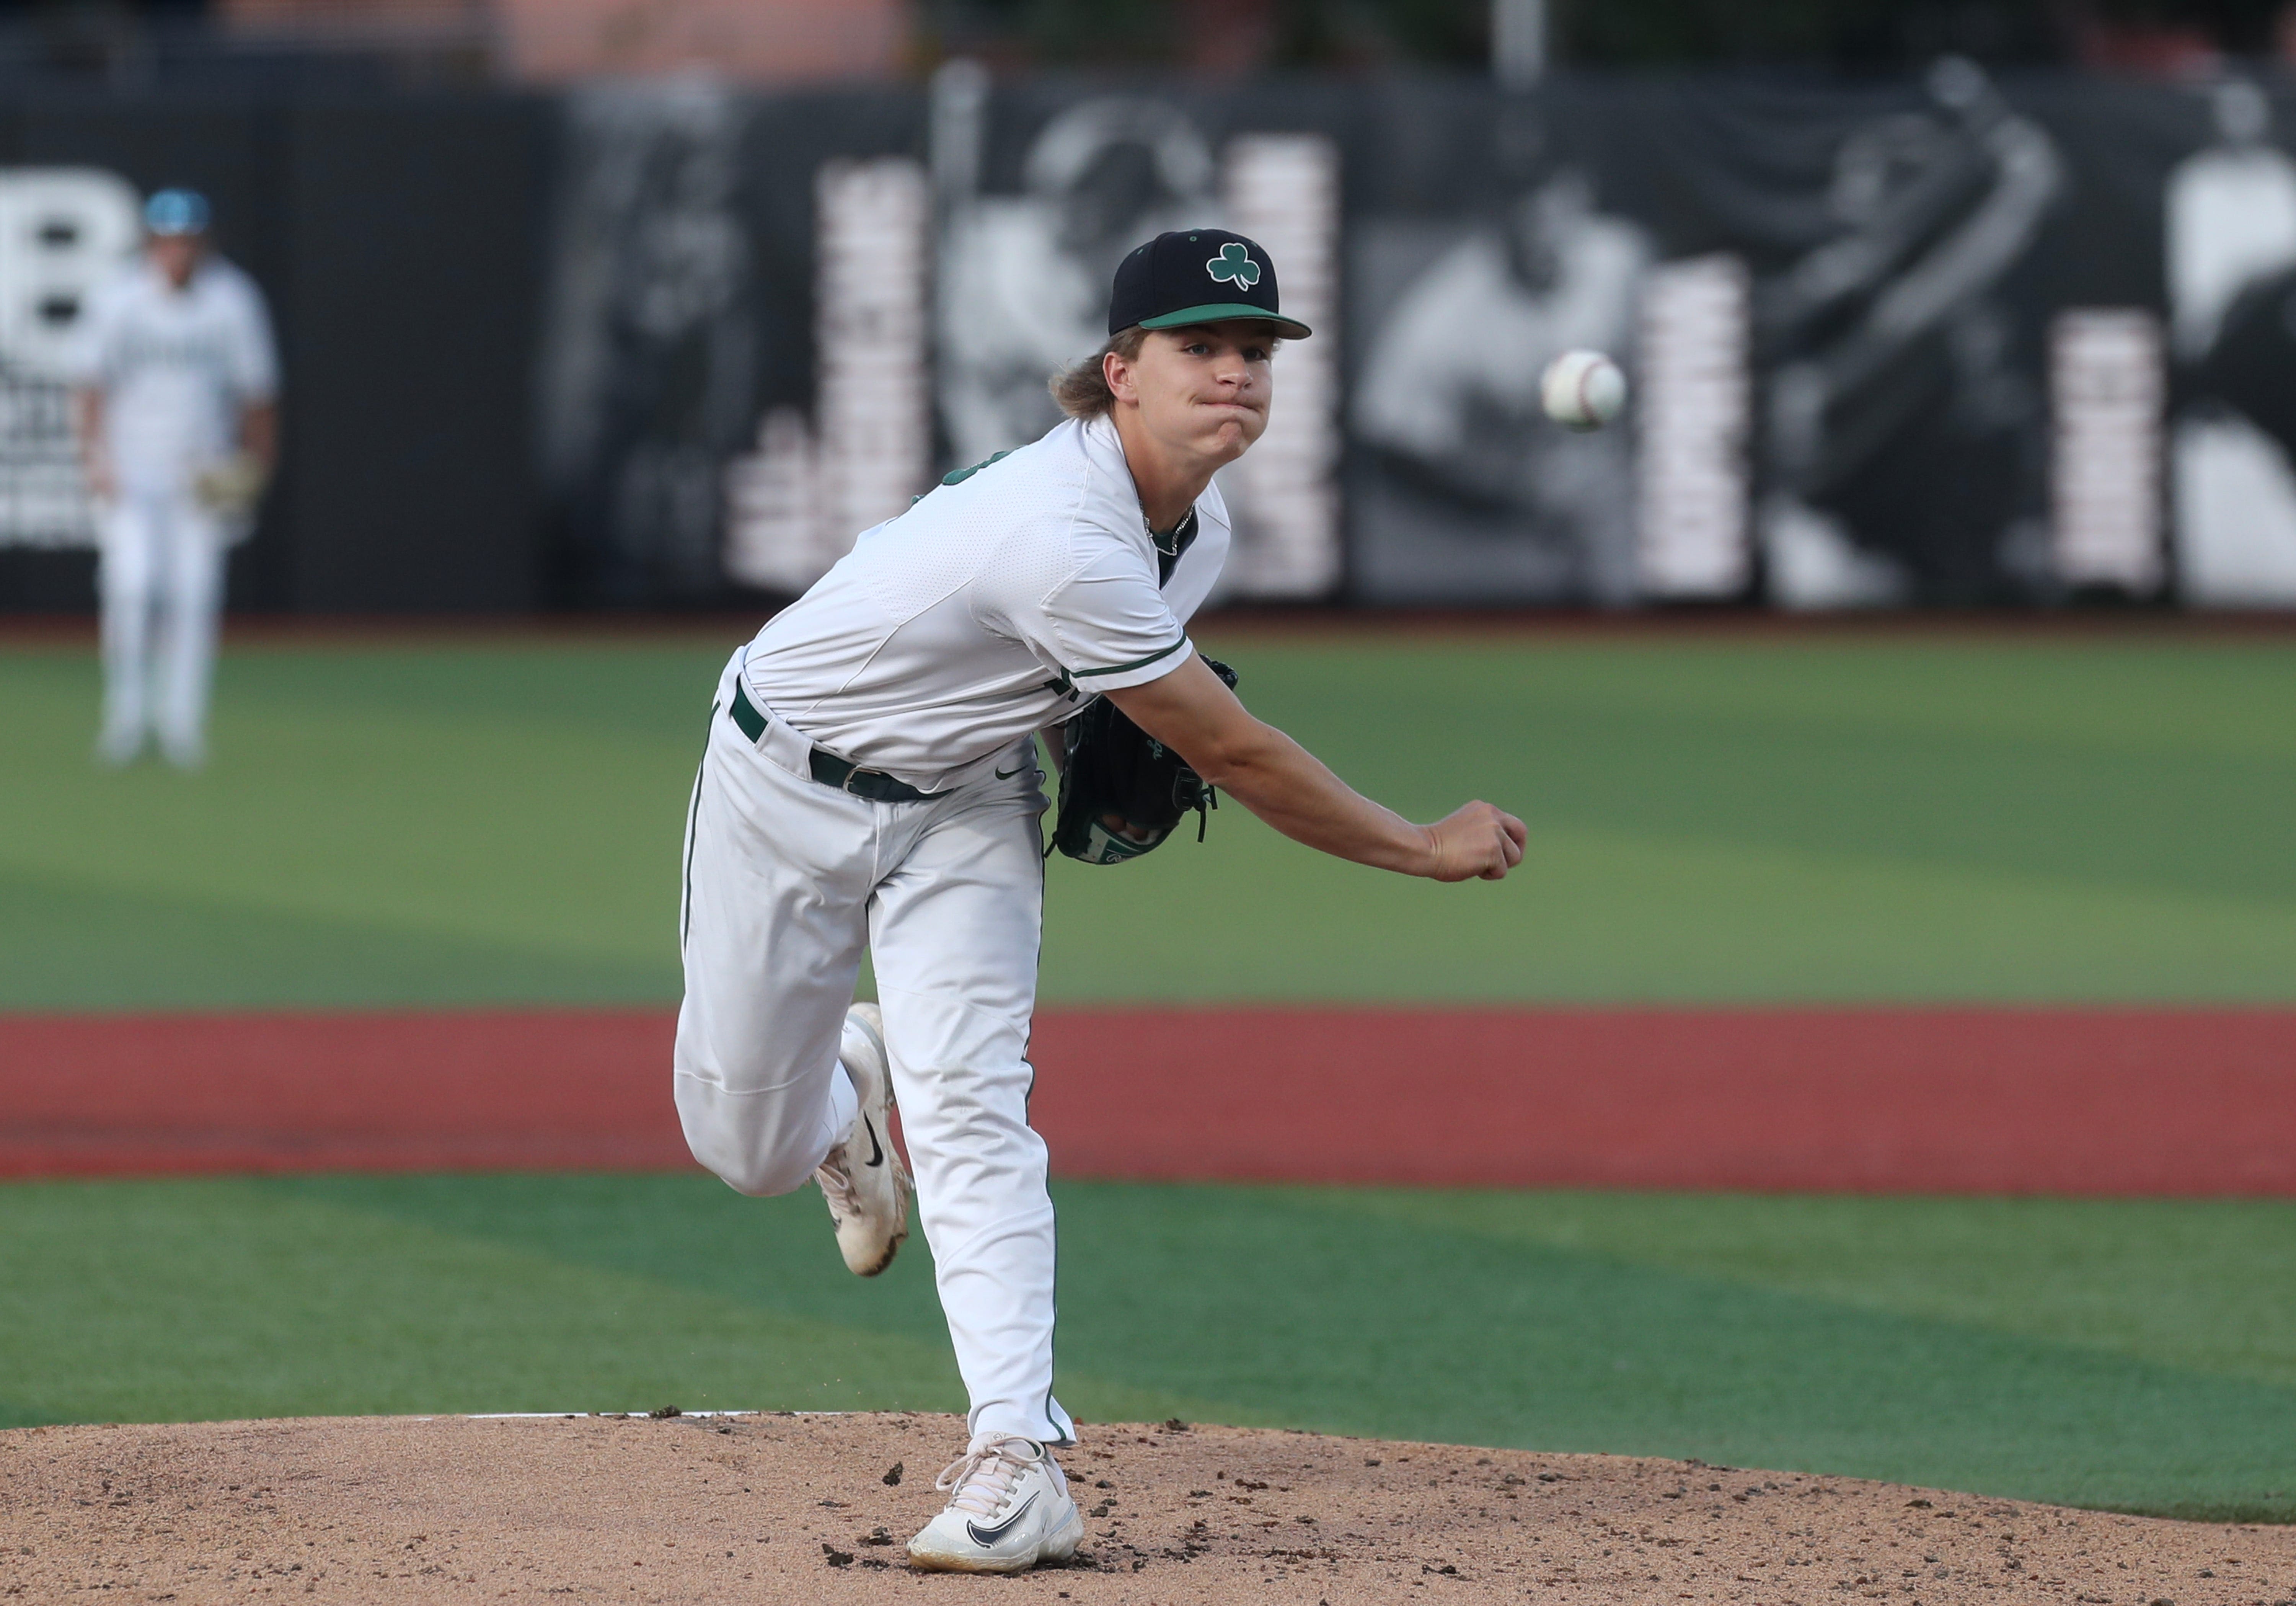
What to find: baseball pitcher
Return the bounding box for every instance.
[73,189,278,768]
[675,228,1525,1573]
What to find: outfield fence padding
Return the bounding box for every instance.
[3,70,2295,613]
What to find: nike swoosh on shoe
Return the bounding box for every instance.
[965,1492,1039,1548]
[862,1116,886,1168]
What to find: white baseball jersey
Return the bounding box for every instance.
[742,412,1230,793]
[73,256,277,495]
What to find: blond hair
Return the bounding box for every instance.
[1048,326,1150,419]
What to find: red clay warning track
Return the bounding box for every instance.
[2,1007,2292,1195]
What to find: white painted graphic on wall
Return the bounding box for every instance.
[2167,78,2296,606]
[1760,59,2061,609]
[2050,309,2163,592]
[1352,160,1652,605]
[534,82,758,598]
[723,158,931,593]
[1214,132,1340,598]
[1636,253,1751,599]
[929,64,1342,600]
[0,169,141,548]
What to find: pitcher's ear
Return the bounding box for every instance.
[1103,348,1135,404]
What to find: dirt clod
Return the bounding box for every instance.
[0,1414,2288,1603]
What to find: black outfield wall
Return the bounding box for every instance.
[0,92,551,615]
[5,73,2292,614]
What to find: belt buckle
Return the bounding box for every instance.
[841,767,878,798]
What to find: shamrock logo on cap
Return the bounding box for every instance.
[1205,241,1261,288]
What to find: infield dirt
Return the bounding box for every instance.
[3,1414,2290,1604]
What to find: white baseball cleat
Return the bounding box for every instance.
[814,1001,911,1277]
[906,1434,1084,1574]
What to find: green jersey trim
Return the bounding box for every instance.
[1070,638,1188,678]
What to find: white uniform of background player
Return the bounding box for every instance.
[675,228,1526,1574]
[73,189,278,768]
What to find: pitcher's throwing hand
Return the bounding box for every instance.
[1424,801,1529,881]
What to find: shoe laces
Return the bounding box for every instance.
[934,1435,1040,1519]
[814,1152,858,1224]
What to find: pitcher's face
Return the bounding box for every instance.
[1110,322,1275,466]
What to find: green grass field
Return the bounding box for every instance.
[4,628,2293,1009]
[3,627,2293,1519]
[2,1176,2290,1521]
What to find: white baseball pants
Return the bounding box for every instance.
[96,490,226,766]
[675,650,1073,1447]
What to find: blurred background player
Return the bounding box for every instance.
[73,188,279,769]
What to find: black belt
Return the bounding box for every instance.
[728,680,934,803]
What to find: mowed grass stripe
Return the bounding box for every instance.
[3,632,2293,1007]
[1048,1183,2296,1523]
[1309,1189,2296,1389]
[3,1176,2288,1521]
[0,869,669,1011]
[0,648,700,979]
[1233,637,2296,907]
[0,1178,967,1425]
[1053,816,2296,1003]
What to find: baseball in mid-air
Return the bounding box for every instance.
[1540,349,1628,431]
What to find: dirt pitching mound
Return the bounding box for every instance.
[2,1413,2289,1604]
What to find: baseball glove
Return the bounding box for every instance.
[1050,656,1238,865]
[192,453,270,520]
